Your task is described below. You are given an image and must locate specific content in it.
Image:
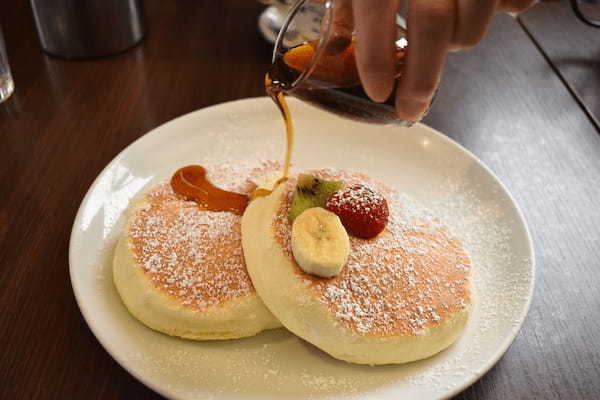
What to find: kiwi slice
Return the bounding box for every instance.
[288,174,345,223]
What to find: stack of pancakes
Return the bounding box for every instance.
[114,162,472,365]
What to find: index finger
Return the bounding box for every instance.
[353,0,401,103]
[396,0,456,122]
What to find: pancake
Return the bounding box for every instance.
[242,168,472,364]
[113,162,282,340]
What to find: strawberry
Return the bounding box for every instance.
[325,184,389,239]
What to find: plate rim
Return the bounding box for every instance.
[69,96,535,400]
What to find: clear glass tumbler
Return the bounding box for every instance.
[0,26,15,103]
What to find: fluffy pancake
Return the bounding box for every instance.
[113,162,281,340]
[242,168,472,364]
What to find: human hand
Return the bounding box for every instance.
[329,0,537,122]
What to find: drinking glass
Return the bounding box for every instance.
[0,26,14,103]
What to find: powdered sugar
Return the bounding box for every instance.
[112,164,532,399]
[78,98,535,400]
[127,161,280,310]
[274,168,472,335]
[325,183,390,238]
[326,184,386,214]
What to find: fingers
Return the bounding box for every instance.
[498,0,537,13]
[396,0,455,122]
[451,0,499,49]
[331,0,354,38]
[325,0,354,55]
[346,0,533,122]
[353,0,400,102]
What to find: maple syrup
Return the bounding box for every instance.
[265,39,407,184]
[172,40,406,211]
[171,165,249,215]
[267,39,406,126]
[265,78,294,180]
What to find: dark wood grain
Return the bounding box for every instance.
[519,0,600,128]
[1,1,599,399]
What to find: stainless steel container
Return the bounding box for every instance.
[30,0,146,59]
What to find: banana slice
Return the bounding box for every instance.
[291,207,350,278]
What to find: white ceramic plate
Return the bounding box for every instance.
[70,97,534,400]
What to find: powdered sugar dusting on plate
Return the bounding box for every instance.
[77,99,534,400]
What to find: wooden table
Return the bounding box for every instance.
[1,1,599,398]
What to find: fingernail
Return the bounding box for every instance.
[396,99,430,123]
